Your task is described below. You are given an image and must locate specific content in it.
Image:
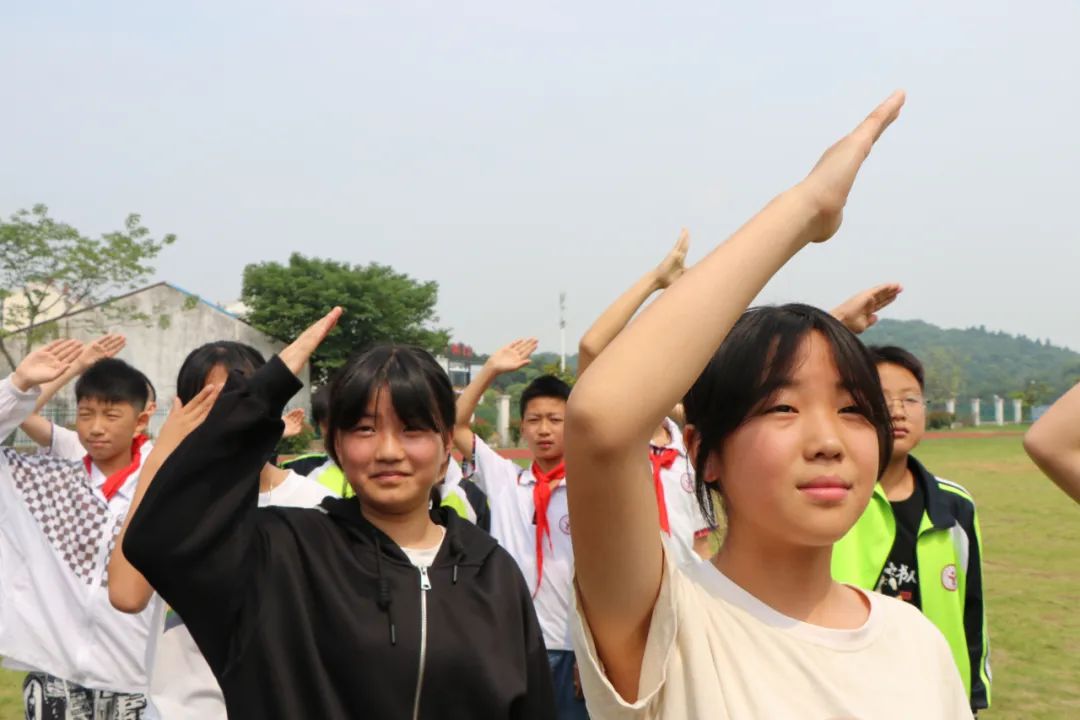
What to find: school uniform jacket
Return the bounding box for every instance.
[124,356,556,720]
[832,455,991,712]
[0,377,165,696]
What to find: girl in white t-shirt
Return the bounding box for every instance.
[565,91,972,720]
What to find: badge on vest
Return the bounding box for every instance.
[941,564,958,591]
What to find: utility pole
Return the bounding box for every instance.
[559,291,567,373]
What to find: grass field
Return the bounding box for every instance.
[0,433,1076,717]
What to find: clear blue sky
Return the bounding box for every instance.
[3,0,1078,353]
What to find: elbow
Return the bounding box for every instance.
[565,388,634,459]
[577,341,598,370]
[109,583,151,614]
[1023,424,1051,465]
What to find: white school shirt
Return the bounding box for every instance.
[573,551,972,719]
[150,470,336,719]
[651,417,711,568]
[0,377,166,700]
[468,437,574,651]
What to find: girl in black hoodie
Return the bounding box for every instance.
[123,309,556,720]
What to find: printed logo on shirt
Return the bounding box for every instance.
[941,564,958,591]
[558,514,571,535]
[875,561,918,604]
[680,472,694,494]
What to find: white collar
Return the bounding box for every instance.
[650,416,687,456]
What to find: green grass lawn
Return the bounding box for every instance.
[0,434,1076,717]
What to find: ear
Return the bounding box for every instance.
[684,424,721,486]
[135,408,152,436]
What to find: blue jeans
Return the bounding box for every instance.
[547,650,590,719]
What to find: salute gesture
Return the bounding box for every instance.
[800,90,906,243]
[484,338,538,375]
[75,334,127,373]
[654,230,690,289]
[831,282,903,334]
[12,339,85,392]
[280,307,343,377]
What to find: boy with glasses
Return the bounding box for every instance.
[832,345,991,716]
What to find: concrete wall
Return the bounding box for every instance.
[7,283,310,438]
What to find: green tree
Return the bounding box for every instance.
[540,360,576,386]
[921,347,966,403]
[242,253,449,382]
[0,204,176,371]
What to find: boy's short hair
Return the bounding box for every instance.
[138,371,157,404]
[519,375,571,417]
[75,358,150,412]
[868,345,925,390]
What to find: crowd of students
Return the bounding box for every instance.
[1,91,1078,719]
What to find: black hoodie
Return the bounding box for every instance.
[125,356,555,720]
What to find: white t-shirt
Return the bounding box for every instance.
[150,470,335,719]
[258,470,335,509]
[468,437,574,651]
[652,417,711,568]
[573,552,973,719]
[401,528,446,569]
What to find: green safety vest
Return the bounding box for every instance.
[286,454,487,526]
[831,456,991,711]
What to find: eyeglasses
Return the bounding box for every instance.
[884,395,925,412]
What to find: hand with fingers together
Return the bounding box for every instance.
[279,308,343,377]
[12,339,85,392]
[830,283,903,335]
[484,338,539,375]
[152,384,225,459]
[653,229,690,289]
[75,334,127,373]
[281,408,307,439]
[799,90,906,243]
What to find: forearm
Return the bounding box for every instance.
[0,376,41,439]
[32,365,81,413]
[18,415,54,448]
[453,364,500,456]
[1024,382,1080,502]
[578,271,660,378]
[569,189,817,454]
[109,451,170,613]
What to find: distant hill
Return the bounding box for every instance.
[862,319,1080,402]
[472,321,1079,422]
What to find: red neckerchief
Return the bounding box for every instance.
[648,447,680,535]
[531,460,566,597]
[84,434,150,502]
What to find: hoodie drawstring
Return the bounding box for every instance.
[374,533,397,646]
[449,535,465,585]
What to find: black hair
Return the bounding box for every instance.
[75,358,150,412]
[138,371,157,404]
[519,375,571,418]
[311,384,331,428]
[176,341,266,404]
[325,345,455,467]
[682,304,893,526]
[868,345,925,390]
